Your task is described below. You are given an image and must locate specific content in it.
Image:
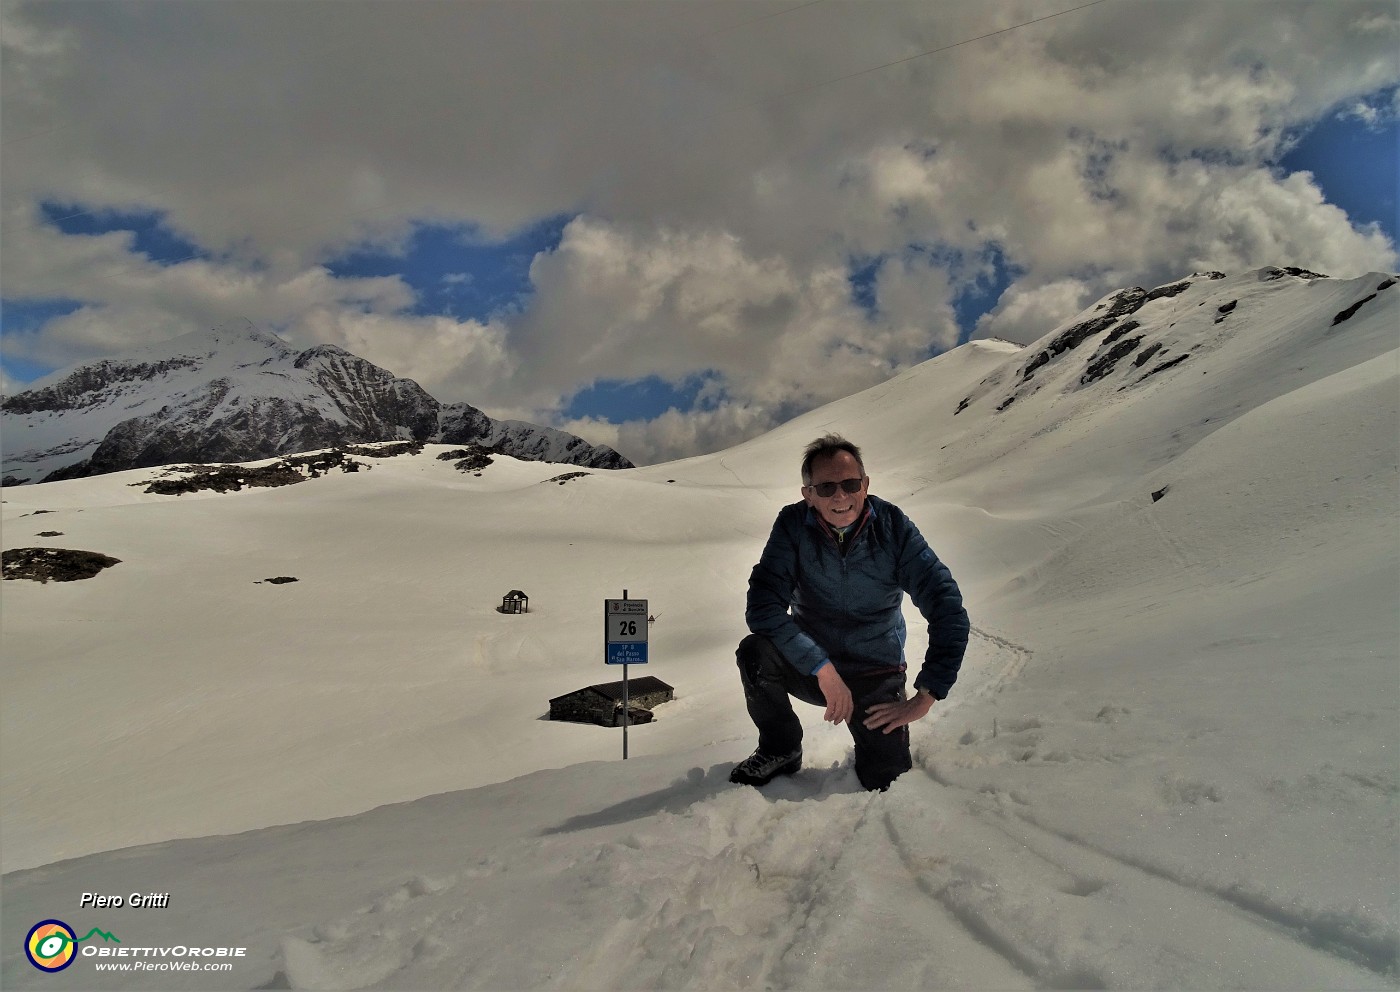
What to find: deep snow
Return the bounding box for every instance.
[2,269,1396,990]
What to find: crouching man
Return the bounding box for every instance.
[731,434,969,792]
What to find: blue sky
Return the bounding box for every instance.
[326,216,572,321]
[1281,110,1398,239]
[2,2,1396,464]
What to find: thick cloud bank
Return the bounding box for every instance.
[2,0,1396,462]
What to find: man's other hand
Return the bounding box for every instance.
[815,664,854,725]
[863,691,936,734]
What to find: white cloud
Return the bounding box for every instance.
[501,216,948,424]
[0,362,22,397]
[0,203,513,398]
[1181,167,1397,272]
[1342,90,1399,128]
[972,163,1399,347]
[2,0,1397,463]
[973,278,1095,346]
[298,309,516,402]
[556,402,782,468]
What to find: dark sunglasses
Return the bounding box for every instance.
[807,478,864,498]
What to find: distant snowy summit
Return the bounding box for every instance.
[959,265,1396,415]
[0,326,632,484]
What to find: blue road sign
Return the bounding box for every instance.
[606,642,648,665]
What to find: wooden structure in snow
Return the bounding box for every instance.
[549,676,675,728]
[498,589,528,614]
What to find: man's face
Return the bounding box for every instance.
[802,450,869,529]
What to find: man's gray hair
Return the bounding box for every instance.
[801,433,865,485]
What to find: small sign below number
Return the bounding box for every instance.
[607,642,648,665]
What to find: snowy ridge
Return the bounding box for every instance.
[1,326,630,483]
[2,268,1396,990]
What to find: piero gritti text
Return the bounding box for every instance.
[80,892,171,909]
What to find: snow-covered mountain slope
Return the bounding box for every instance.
[2,268,1396,990]
[711,265,1396,504]
[0,326,631,483]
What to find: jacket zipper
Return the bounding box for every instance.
[811,505,872,663]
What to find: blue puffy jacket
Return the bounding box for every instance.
[745,494,969,699]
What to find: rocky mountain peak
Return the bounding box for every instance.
[293,343,358,366]
[2,328,632,483]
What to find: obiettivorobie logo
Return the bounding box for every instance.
[24,916,248,975]
[25,920,120,973]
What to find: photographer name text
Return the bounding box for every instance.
[80,892,171,909]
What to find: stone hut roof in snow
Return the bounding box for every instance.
[549,676,673,706]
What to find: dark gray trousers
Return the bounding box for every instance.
[736,633,913,790]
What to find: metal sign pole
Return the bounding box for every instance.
[622,589,629,760]
[604,590,647,762]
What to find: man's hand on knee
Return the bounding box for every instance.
[815,663,854,725]
[863,689,936,734]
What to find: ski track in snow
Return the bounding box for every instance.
[276,779,875,990]
[895,769,1397,990]
[278,712,1393,992]
[272,628,1041,991]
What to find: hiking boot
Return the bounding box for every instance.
[729,748,802,786]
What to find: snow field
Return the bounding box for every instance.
[2,269,1396,989]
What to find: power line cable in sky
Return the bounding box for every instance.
[691,0,1113,130]
[807,0,1111,93]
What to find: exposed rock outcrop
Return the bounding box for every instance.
[2,327,632,483]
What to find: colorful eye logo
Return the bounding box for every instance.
[26,920,78,972]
